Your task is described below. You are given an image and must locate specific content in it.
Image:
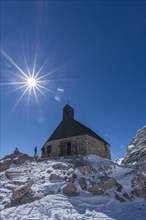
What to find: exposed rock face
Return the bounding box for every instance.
[0,159,12,172]
[98,176,117,190]
[124,126,146,165]
[0,153,32,172]
[12,180,33,200]
[114,157,124,165]
[131,172,145,198]
[63,182,79,196]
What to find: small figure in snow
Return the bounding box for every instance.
[34,147,38,161]
[14,147,19,154]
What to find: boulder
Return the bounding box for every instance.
[88,183,104,195]
[72,173,77,179]
[131,188,145,198]
[52,163,68,170]
[49,173,64,182]
[12,180,33,200]
[63,182,79,196]
[97,166,112,175]
[115,182,123,192]
[78,177,87,190]
[99,176,117,190]
[79,166,97,175]
[5,171,27,181]
[115,193,126,202]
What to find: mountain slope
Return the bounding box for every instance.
[0,154,145,220]
[124,126,146,165]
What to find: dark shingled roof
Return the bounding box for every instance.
[45,118,110,145]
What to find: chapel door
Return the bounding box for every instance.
[59,143,66,156]
[67,142,71,155]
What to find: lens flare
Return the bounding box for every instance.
[27,77,37,88]
[0,49,64,117]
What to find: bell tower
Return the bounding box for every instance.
[63,104,74,120]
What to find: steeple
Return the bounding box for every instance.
[63,104,74,120]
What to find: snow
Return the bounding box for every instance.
[0,154,145,220]
[0,194,145,220]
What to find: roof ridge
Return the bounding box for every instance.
[73,119,110,145]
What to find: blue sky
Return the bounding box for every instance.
[0,1,145,160]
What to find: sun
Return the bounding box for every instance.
[27,77,37,88]
[0,48,65,117]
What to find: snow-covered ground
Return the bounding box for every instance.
[1,194,145,220]
[0,155,145,220]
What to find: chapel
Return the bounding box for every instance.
[42,104,111,159]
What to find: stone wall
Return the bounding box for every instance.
[43,134,111,159]
[86,135,111,159]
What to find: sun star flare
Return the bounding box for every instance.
[27,77,37,88]
[0,49,64,117]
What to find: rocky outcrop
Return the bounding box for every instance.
[12,180,33,200]
[0,153,32,172]
[0,159,12,172]
[131,172,145,198]
[124,126,146,165]
[63,182,79,196]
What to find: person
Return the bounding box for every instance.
[14,147,19,154]
[34,147,38,161]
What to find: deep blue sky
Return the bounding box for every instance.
[0,1,145,160]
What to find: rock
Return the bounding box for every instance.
[78,177,87,190]
[131,189,145,198]
[124,126,146,165]
[115,193,126,202]
[88,183,104,195]
[49,173,64,182]
[20,195,38,204]
[13,154,33,164]
[52,163,68,170]
[0,159,12,172]
[47,169,52,174]
[12,180,33,200]
[123,193,131,200]
[99,176,117,190]
[79,166,97,175]
[0,152,32,172]
[131,172,145,198]
[72,173,77,179]
[131,172,145,189]
[5,171,27,181]
[63,182,79,196]
[115,182,123,192]
[97,166,112,175]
